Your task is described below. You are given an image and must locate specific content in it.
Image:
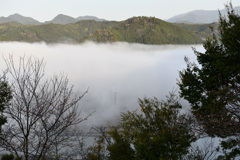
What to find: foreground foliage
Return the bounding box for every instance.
[107,94,196,160]
[0,75,12,133]
[178,3,240,159]
[0,56,89,160]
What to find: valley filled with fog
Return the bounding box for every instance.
[0,42,204,126]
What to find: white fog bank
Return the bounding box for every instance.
[0,42,204,126]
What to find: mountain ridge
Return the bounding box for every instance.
[2,5,239,25]
[0,13,41,25]
[167,6,240,24]
[0,16,207,44]
[44,14,77,25]
[0,14,107,25]
[81,16,203,44]
[0,20,118,43]
[76,15,105,22]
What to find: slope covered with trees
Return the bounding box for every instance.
[0,17,214,44]
[0,20,118,43]
[175,22,219,40]
[83,17,203,44]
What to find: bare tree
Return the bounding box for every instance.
[186,138,219,160]
[64,125,111,160]
[0,55,90,160]
[62,128,94,160]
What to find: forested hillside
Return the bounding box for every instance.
[0,20,118,43]
[175,22,219,40]
[82,17,203,44]
[0,17,215,44]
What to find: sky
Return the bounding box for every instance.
[0,0,240,22]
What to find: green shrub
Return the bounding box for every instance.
[1,154,14,160]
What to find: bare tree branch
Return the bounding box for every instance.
[0,55,90,160]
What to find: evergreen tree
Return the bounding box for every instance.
[107,94,195,160]
[0,75,12,133]
[178,3,240,158]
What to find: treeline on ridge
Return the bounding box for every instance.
[0,17,217,44]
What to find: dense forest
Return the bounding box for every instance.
[82,17,203,44]
[0,16,216,44]
[0,20,118,43]
[175,22,219,40]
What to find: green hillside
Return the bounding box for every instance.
[0,20,118,43]
[175,22,219,40]
[0,17,213,44]
[82,17,203,44]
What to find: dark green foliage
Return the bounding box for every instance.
[0,154,22,160]
[0,20,118,43]
[178,3,240,159]
[0,76,12,133]
[1,154,14,160]
[85,16,203,44]
[179,3,240,136]
[217,137,240,159]
[175,22,219,40]
[0,17,207,44]
[107,94,196,160]
[107,128,135,160]
[85,129,109,160]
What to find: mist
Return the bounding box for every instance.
[0,42,204,126]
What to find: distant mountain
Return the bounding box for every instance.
[44,14,78,25]
[0,13,41,25]
[45,15,106,24]
[167,6,240,24]
[0,14,106,25]
[81,17,203,44]
[76,16,106,22]
[45,14,106,25]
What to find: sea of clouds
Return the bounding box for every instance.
[0,41,204,126]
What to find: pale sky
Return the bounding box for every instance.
[0,0,240,22]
